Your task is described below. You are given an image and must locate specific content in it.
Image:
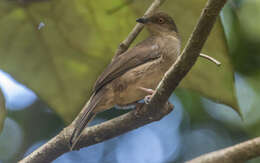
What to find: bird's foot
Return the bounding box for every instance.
[134,87,156,116]
[138,87,155,104]
[144,95,152,104]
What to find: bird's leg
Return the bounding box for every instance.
[132,87,155,116]
[134,87,175,116]
[138,87,155,104]
[138,87,175,115]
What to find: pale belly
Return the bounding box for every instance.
[113,58,171,106]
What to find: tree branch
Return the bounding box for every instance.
[20,0,228,162]
[187,137,260,163]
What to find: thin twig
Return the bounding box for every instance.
[20,0,229,162]
[199,53,221,66]
[187,137,260,163]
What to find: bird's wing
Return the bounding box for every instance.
[93,36,161,93]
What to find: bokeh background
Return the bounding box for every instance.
[0,0,260,162]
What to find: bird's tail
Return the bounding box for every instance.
[69,94,99,150]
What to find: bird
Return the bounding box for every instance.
[69,11,181,149]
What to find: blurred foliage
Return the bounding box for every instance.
[0,100,63,162]
[0,87,6,134]
[221,0,260,138]
[0,0,239,122]
[222,0,260,76]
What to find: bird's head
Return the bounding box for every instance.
[136,12,178,36]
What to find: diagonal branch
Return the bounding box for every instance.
[20,0,228,162]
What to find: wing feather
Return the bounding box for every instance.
[93,36,160,93]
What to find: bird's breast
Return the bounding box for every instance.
[113,55,174,106]
[159,35,181,60]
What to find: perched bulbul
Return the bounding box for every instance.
[70,12,181,149]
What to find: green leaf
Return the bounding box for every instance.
[0,0,240,122]
[0,88,6,134]
[221,0,260,130]
[0,0,137,122]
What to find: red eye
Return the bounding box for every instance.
[158,18,164,24]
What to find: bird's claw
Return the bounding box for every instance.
[144,95,152,104]
[138,87,155,104]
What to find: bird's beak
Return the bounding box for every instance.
[136,17,149,24]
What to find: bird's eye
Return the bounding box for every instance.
[158,18,165,24]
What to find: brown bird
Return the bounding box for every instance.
[69,11,181,149]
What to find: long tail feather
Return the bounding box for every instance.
[69,95,100,150]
